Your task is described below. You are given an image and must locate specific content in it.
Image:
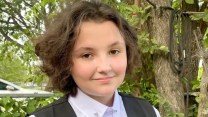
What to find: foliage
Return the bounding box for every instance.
[137,32,169,55]
[189,2,208,115]
[0,0,65,83]
[0,96,58,117]
[0,1,65,116]
[138,78,159,106]
[119,77,137,94]
[0,42,30,82]
[188,104,198,117]
[160,99,185,117]
[185,0,194,4]
[203,28,208,48]
[191,9,208,22]
[192,67,203,90]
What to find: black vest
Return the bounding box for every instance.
[28,93,157,117]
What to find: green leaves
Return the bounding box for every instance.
[137,32,169,55]
[26,99,38,113]
[0,0,64,86]
[0,96,58,117]
[114,2,150,27]
[139,78,159,106]
[191,9,208,22]
[185,0,194,4]
[204,38,208,48]
[203,28,208,48]
[189,10,208,49]
[0,97,22,117]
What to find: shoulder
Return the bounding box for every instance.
[119,93,158,117]
[119,93,150,103]
[28,95,69,116]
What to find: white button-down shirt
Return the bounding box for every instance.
[68,89,127,117]
[69,89,161,117]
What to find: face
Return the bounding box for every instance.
[71,21,127,105]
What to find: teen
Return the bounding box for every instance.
[28,1,160,117]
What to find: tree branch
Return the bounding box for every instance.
[0,28,23,48]
[2,0,29,28]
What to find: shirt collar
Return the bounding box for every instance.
[68,88,121,117]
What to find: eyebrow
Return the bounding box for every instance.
[74,41,125,53]
[109,41,125,47]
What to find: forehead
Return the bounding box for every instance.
[74,21,124,47]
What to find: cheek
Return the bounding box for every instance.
[71,61,95,80]
[111,57,127,74]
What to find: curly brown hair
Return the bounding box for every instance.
[35,0,140,96]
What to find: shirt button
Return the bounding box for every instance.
[94,112,99,117]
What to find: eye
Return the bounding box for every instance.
[81,53,93,59]
[110,49,120,55]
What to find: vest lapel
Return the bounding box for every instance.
[122,95,140,117]
[120,93,157,117]
[53,95,77,117]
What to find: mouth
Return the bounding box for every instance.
[93,77,113,83]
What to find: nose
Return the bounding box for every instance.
[96,55,112,73]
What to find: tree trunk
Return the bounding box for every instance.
[149,1,185,116]
[194,29,208,117]
[180,2,200,116]
[197,57,208,117]
[181,0,199,92]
